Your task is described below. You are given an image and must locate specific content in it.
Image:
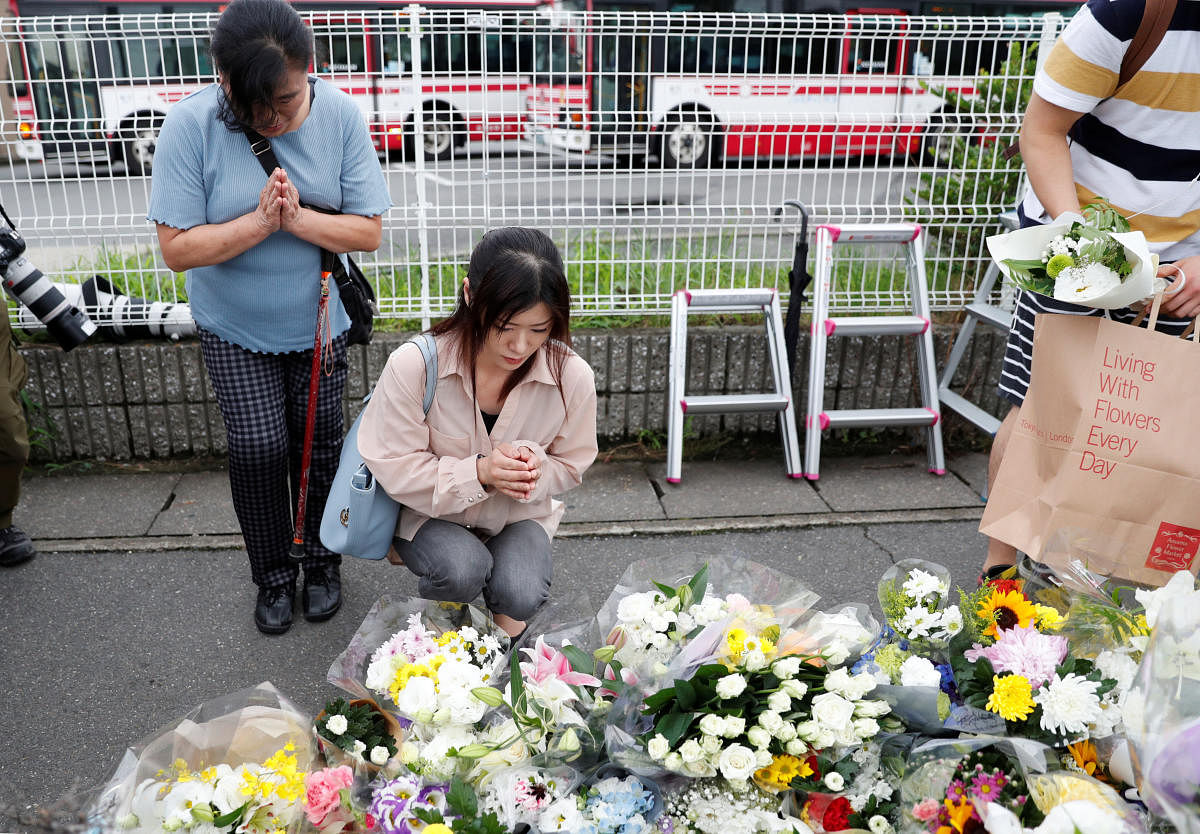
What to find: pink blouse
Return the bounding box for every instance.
[356,333,598,542]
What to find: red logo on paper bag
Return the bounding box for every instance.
[1146,522,1200,572]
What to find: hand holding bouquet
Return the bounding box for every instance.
[986,201,1162,309]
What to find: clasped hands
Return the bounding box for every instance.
[476,443,540,501]
[254,167,303,235]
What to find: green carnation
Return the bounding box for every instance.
[874,643,910,683]
[1046,253,1074,278]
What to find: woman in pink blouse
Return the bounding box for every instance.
[357,227,598,637]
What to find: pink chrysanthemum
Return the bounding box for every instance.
[963,623,1067,688]
[969,770,1007,803]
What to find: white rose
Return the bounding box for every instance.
[699,714,727,737]
[853,718,880,738]
[700,734,723,755]
[664,752,683,772]
[781,679,809,700]
[683,758,718,778]
[744,649,769,671]
[811,693,856,732]
[772,657,802,678]
[324,714,349,736]
[824,667,855,697]
[854,700,891,718]
[899,655,942,688]
[758,711,785,733]
[756,749,774,768]
[679,738,705,764]
[825,645,851,666]
[647,733,670,761]
[869,815,894,834]
[716,673,748,699]
[747,726,772,749]
[815,729,838,750]
[370,745,390,766]
[773,722,798,742]
[850,672,878,699]
[824,772,845,791]
[785,739,808,757]
[768,691,791,712]
[794,720,820,742]
[718,743,758,782]
[723,716,746,737]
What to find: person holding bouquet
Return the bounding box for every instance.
[981,0,1200,582]
[357,227,598,638]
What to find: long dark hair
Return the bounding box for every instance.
[430,227,572,401]
[210,0,313,132]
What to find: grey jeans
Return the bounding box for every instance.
[393,518,552,620]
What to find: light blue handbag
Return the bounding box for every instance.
[320,333,437,559]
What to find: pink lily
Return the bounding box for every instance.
[598,663,639,699]
[520,636,602,688]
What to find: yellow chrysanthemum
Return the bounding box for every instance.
[725,627,748,659]
[754,754,813,791]
[986,674,1035,721]
[1034,604,1063,630]
[978,589,1038,639]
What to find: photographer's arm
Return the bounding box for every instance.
[1019,94,1086,221]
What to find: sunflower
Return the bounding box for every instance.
[977,588,1038,639]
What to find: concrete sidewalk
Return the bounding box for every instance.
[14,450,990,553]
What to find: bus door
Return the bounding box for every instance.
[20,18,105,162]
[592,12,650,150]
[840,9,910,157]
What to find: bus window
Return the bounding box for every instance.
[313,25,368,74]
[8,42,27,97]
[115,36,212,83]
[382,31,407,75]
[848,36,896,73]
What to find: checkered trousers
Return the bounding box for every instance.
[199,328,348,590]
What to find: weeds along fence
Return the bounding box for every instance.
[0,9,1065,326]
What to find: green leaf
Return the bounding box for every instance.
[508,649,525,713]
[696,663,730,679]
[656,711,696,746]
[687,563,710,604]
[413,807,442,824]
[673,678,697,711]
[652,580,676,598]
[212,802,250,828]
[643,687,678,712]
[448,776,478,818]
[561,644,593,674]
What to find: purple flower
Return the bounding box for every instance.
[1147,720,1200,810]
[370,775,425,834]
[963,624,1067,688]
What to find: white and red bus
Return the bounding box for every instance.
[524,0,1076,166]
[2,0,557,171]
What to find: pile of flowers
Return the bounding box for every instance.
[87,556,1200,834]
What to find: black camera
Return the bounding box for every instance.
[0,226,96,351]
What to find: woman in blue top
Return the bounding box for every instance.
[147,0,391,635]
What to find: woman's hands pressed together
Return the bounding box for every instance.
[476,443,540,501]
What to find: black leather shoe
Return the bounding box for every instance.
[0,526,36,567]
[254,585,294,635]
[303,564,342,622]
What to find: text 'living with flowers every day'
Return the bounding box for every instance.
[1022,344,1162,481]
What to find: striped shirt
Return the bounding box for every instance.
[147,78,391,353]
[1022,0,1200,261]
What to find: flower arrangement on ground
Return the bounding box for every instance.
[316,697,401,770]
[659,777,809,834]
[787,742,904,833]
[905,745,1044,834]
[877,560,962,651]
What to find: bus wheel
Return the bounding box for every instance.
[122,123,160,176]
[661,113,716,168]
[408,108,459,162]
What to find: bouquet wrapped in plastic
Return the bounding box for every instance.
[986,201,1163,309]
[89,681,316,833]
[1124,591,1200,834]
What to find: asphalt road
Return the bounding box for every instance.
[0,520,986,829]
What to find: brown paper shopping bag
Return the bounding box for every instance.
[980,308,1200,587]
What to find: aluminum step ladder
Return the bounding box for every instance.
[805,222,944,480]
[666,288,802,483]
[937,210,1019,436]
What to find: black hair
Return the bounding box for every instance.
[430,227,573,401]
[210,0,313,132]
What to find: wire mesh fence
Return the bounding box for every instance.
[0,8,1066,327]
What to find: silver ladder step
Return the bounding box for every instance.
[824,315,929,336]
[937,390,1000,436]
[964,302,1011,331]
[682,393,790,415]
[805,222,945,480]
[667,288,802,483]
[820,408,939,429]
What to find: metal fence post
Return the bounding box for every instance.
[406,3,433,330]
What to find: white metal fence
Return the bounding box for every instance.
[0,9,1064,326]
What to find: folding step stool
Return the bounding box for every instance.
[666,288,802,483]
[805,222,944,480]
[936,210,1019,436]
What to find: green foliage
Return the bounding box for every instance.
[411,777,512,834]
[315,697,399,758]
[907,41,1040,291]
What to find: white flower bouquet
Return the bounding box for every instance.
[89,681,316,833]
[661,776,811,834]
[326,597,509,732]
[877,560,963,650]
[986,201,1162,309]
